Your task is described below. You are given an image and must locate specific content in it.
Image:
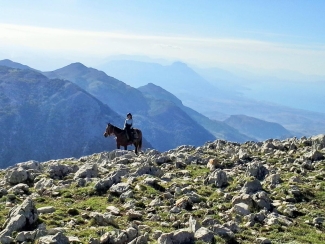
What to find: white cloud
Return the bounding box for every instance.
[0,23,324,75]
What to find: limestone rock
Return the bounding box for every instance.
[241,179,263,194]
[73,163,98,179]
[5,167,28,184]
[194,227,215,243]
[157,229,194,244]
[0,197,38,239]
[206,169,228,187]
[37,232,69,244]
[246,162,269,180]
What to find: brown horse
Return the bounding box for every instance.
[103,123,142,154]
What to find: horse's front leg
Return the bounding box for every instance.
[124,145,127,150]
[117,143,120,149]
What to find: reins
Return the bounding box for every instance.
[108,124,123,137]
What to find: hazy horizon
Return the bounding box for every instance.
[0,1,325,77]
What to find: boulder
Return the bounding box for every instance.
[47,163,74,179]
[206,169,228,187]
[73,163,98,179]
[37,232,69,244]
[232,203,251,216]
[17,160,41,171]
[8,183,29,195]
[253,191,272,210]
[246,162,269,180]
[109,182,131,196]
[94,171,123,193]
[0,197,38,240]
[5,167,28,184]
[241,179,263,194]
[311,134,325,149]
[89,212,118,227]
[34,178,54,192]
[157,229,194,244]
[194,227,215,243]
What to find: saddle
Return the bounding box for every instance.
[125,128,138,141]
[132,129,138,139]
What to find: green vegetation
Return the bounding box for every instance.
[1,137,325,243]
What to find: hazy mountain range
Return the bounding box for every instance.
[97,58,325,136]
[0,65,132,168]
[224,115,292,141]
[0,58,323,167]
[42,63,218,151]
[138,83,255,142]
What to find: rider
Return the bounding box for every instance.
[124,113,133,142]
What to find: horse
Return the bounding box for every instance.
[103,123,142,154]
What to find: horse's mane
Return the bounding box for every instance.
[110,123,124,133]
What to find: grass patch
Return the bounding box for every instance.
[186,165,210,178]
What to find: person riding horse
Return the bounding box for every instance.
[124,113,133,142]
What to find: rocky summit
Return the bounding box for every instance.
[0,135,325,244]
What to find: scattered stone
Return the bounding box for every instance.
[126,210,143,221]
[241,179,263,194]
[89,212,118,227]
[0,197,38,241]
[47,163,74,179]
[38,206,56,214]
[207,158,220,170]
[256,237,272,244]
[246,162,269,180]
[5,167,28,184]
[194,227,215,243]
[35,232,70,244]
[106,206,120,215]
[157,229,194,244]
[232,203,251,216]
[0,135,324,243]
[73,163,98,179]
[205,169,228,187]
[109,182,131,196]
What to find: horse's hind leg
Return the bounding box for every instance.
[124,145,127,150]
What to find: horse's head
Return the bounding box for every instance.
[103,123,114,137]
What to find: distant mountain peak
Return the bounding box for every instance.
[66,62,87,69]
[1,59,12,62]
[138,83,183,106]
[139,83,166,93]
[0,59,34,70]
[51,62,89,74]
[145,82,160,88]
[171,61,188,68]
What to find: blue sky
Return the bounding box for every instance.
[0,0,324,75]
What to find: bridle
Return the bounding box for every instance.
[106,124,115,136]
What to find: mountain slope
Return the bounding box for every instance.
[44,62,149,115]
[97,60,221,97]
[224,115,293,141]
[0,66,153,167]
[0,59,35,71]
[97,58,325,137]
[140,99,216,150]
[138,83,254,142]
[43,63,216,151]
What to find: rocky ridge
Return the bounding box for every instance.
[0,134,325,243]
